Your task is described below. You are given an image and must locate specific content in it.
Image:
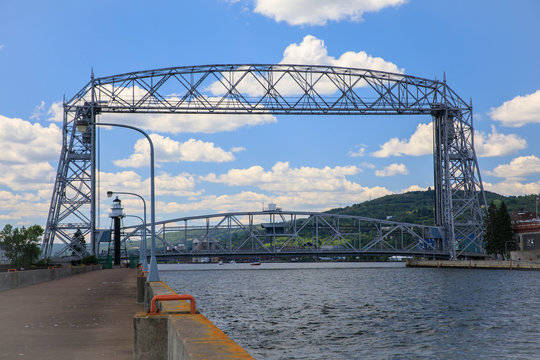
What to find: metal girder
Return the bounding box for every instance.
[119,211,464,258]
[42,64,486,259]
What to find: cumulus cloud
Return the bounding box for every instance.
[375,163,408,177]
[47,102,63,123]
[202,161,364,192]
[372,122,432,157]
[253,0,406,26]
[0,115,62,165]
[490,90,540,127]
[0,113,63,225]
[372,122,526,158]
[159,185,392,215]
[487,155,540,179]
[113,134,241,168]
[474,125,526,157]
[401,184,429,193]
[99,170,201,199]
[484,180,540,197]
[207,35,403,97]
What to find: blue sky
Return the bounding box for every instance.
[1,0,540,230]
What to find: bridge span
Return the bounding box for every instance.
[116,210,480,259]
[42,64,487,260]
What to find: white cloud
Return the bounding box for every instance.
[348,147,366,157]
[372,122,432,157]
[373,122,526,158]
[474,125,526,157]
[102,111,276,135]
[113,134,241,168]
[0,115,61,165]
[375,163,408,177]
[0,113,62,225]
[490,90,540,127]
[253,0,406,26]
[0,44,4,51]
[159,185,392,215]
[47,102,63,123]
[207,35,403,97]
[202,161,364,192]
[484,180,540,197]
[99,170,201,199]
[401,184,429,193]
[488,155,540,179]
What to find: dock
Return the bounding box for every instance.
[406,259,540,270]
[0,268,142,360]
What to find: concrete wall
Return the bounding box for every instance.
[510,249,540,262]
[406,259,540,270]
[135,281,253,360]
[0,265,102,292]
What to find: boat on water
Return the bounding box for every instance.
[218,260,223,265]
[250,261,262,266]
[230,260,236,264]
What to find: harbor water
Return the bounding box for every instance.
[160,262,539,359]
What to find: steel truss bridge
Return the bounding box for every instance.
[117,210,465,259]
[42,64,487,260]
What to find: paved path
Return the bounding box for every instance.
[0,268,142,360]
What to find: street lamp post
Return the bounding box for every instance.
[76,118,160,282]
[108,191,148,272]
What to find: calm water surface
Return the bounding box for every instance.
[160,263,539,359]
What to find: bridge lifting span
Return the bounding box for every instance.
[117,210,469,259]
[42,64,487,259]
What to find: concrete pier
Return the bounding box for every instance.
[406,259,540,270]
[0,268,142,359]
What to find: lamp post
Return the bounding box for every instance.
[108,191,148,272]
[504,240,514,261]
[76,118,159,281]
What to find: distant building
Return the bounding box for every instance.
[0,244,9,264]
[510,211,540,261]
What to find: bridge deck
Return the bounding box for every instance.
[0,268,141,359]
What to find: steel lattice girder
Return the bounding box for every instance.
[42,64,487,259]
[119,211,463,258]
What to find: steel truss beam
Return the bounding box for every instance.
[42,64,486,259]
[119,211,469,258]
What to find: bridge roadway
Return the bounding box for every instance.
[0,268,141,359]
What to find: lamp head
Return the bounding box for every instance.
[75,118,89,133]
[107,191,114,198]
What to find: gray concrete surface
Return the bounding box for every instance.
[0,268,142,360]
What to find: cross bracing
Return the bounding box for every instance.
[42,64,487,259]
[118,211,461,258]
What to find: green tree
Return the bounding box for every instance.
[0,224,43,268]
[71,229,86,256]
[484,202,514,257]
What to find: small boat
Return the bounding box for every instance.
[230,260,236,264]
[218,260,223,265]
[250,261,262,266]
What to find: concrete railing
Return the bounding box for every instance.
[0,265,102,292]
[134,279,253,360]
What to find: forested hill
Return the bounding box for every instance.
[326,190,538,225]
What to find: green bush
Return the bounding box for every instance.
[81,255,98,265]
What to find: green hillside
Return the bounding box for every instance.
[327,190,538,225]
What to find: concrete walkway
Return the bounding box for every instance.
[0,268,142,360]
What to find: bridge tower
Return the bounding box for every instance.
[41,65,487,259]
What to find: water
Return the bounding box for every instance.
[160,263,540,359]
